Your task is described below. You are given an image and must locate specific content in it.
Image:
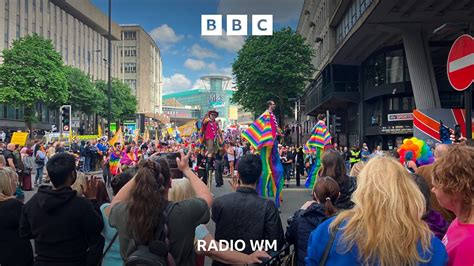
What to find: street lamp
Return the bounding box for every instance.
[107,0,112,139]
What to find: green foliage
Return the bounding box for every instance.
[95,79,137,121]
[232,27,315,120]
[64,66,106,115]
[0,34,68,125]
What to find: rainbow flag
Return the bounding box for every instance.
[109,152,121,176]
[306,121,331,152]
[242,111,275,150]
[304,121,331,188]
[242,111,283,207]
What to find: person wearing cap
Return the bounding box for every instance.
[201,110,221,170]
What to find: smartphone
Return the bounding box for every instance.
[157,152,183,179]
[454,125,461,143]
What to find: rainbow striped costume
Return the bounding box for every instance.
[109,151,121,176]
[242,110,284,208]
[305,120,332,189]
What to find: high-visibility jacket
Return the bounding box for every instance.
[350,150,361,164]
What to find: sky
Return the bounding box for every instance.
[91,0,304,95]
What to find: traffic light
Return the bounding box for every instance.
[60,105,71,132]
[331,115,342,133]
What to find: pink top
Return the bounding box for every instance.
[442,218,474,266]
[204,120,218,140]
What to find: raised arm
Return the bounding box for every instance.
[177,151,213,208]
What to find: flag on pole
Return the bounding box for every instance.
[98,123,102,137]
[133,129,140,143]
[109,127,123,146]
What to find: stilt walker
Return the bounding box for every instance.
[201,110,221,185]
[242,100,284,208]
[305,113,332,189]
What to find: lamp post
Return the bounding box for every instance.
[107,0,112,139]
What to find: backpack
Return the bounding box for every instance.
[125,202,175,266]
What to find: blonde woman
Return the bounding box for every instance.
[306,156,447,266]
[169,178,270,265]
[0,168,33,266]
[349,161,365,178]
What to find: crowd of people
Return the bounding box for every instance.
[0,123,473,266]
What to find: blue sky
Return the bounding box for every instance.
[91,0,304,94]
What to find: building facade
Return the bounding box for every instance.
[297,0,474,150]
[162,86,238,128]
[117,24,163,116]
[0,0,122,130]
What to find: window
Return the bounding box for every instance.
[24,0,28,34]
[388,97,399,111]
[121,46,137,57]
[123,31,136,40]
[124,79,137,93]
[386,50,403,83]
[336,0,373,44]
[122,63,136,73]
[16,0,20,38]
[4,0,9,48]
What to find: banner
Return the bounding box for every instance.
[109,127,123,146]
[10,132,29,146]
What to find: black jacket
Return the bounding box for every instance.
[336,175,357,210]
[211,187,285,266]
[286,204,330,266]
[19,186,104,266]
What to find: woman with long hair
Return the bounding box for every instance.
[109,151,213,265]
[306,156,447,266]
[318,151,356,210]
[432,145,474,266]
[0,168,33,266]
[33,143,46,186]
[286,176,340,265]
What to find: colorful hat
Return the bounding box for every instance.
[208,110,219,117]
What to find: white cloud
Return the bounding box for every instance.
[149,24,184,49]
[217,0,304,23]
[191,79,204,89]
[202,30,245,53]
[163,73,191,94]
[184,59,218,72]
[190,44,219,59]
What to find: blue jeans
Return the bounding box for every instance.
[84,157,91,172]
[35,167,44,184]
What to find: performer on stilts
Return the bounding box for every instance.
[242,100,284,208]
[305,113,332,189]
[201,110,221,171]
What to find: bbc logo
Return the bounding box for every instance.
[201,15,273,36]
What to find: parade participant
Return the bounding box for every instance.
[108,143,122,179]
[305,113,332,189]
[242,100,284,208]
[201,110,221,170]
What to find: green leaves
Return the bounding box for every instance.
[0,34,68,113]
[95,79,137,121]
[232,27,315,119]
[0,34,138,126]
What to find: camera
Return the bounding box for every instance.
[157,152,183,179]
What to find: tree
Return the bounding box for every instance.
[95,79,137,121]
[0,34,69,129]
[232,27,315,124]
[64,66,106,115]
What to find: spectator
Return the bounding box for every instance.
[2,143,17,171]
[214,148,225,187]
[21,148,34,191]
[416,144,455,222]
[306,156,447,266]
[349,161,365,178]
[84,141,92,172]
[411,174,448,240]
[108,151,212,265]
[286,176,340,265]
[432,145,474,266]
[0,167,34,266]
[318,151,356,210]
[170,178,270,265]
[212,154,285,266]
[33,143,46,186]
[360,143,370,162]
[196,149,208,184]
[100,169,137,266]
[19,153,104,266]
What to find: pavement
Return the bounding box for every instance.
[23,171,312,265]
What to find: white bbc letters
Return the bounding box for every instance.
[201,15,222,36]
[227,15,248,36]
[201,15,273,36]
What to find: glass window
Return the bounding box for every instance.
[386,50,403,83]
[4,0,9,48]
[374,53,385,86]
[122,63,136,73]
[123,31,136,40]
[388,97,399,111]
